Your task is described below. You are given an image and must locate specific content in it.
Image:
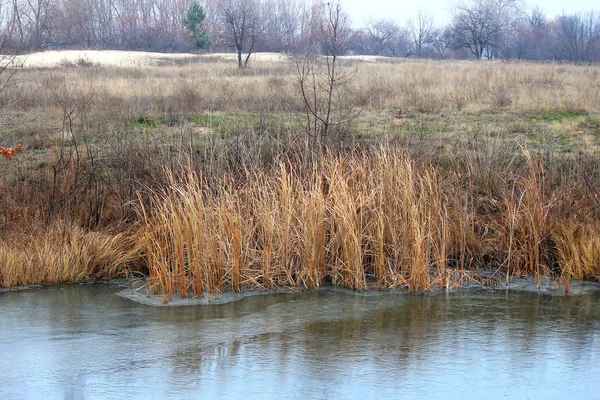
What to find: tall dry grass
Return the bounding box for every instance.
[138,149,452,299]
[552,223,600,291]
[1,140,598,293]
[134,144,600,300]
[0,220,139,287]
[2,57,599,125]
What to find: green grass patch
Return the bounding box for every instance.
[129,115,187,127]
[530,109,587,122]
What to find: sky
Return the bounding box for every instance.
[342,0,600,27]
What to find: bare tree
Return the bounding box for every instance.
[517,7,550,60]
[496,7,554,60]
[218,0,263,68]
[429,26,454,58]
[22,0,52,48]
[293,0,357,151]
[295,0,321,53]
[450,0,521,59]
[261,0,301,52]
[407,8,434,57]
[555,11,600,62]
[359,19,411,57]
[528,6,546,28]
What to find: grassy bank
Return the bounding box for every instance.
[0,53,598,298]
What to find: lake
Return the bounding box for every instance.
[1,283,599,399]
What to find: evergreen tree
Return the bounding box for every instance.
[184,3,209,49]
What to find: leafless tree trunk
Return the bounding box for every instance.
[408,8,434,57]
[219,0,262,68]
[555,11,600,62]
[450,0,521,59]
[293,0,357,152]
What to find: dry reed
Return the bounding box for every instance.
[0,220,139,287]
[131,140,600,300]
[132,148,488,297]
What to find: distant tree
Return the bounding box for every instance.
[528,6,547,28]
[295,0,322,53]
[184,2,209,49]
[429,26,454,58]
[19,0,53,49]
[521,7,551,60]
[361,19,411,57]
[408,9,435,57]
[261,0,302,52]
[555,11,600,62]
[450,0,521,59]
[497,7,551,60]
[218,0,263,68]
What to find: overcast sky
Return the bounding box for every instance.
[342,0,600,27]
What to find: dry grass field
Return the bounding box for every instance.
[0,51,599,297]
[5,52,600,152]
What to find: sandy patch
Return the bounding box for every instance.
[2,50,392,69]
[339,55,414,63]
[12,50,203,68]
[206,52,289,63]
[340,55,392,62]
[2,50,291,69]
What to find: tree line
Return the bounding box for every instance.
[0,0,599,62]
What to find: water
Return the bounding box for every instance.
[1,283,599,399]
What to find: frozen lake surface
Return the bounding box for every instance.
[1,283,599,399]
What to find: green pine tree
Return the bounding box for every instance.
[184,3,209,49]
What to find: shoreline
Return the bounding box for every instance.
[3,274,599,306]
[115,275,600,307]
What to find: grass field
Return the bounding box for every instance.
[0,51,598,298]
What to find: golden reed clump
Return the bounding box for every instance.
[134,146,600,301]
[1,145,598,296]
[0,220,139,287]
[136,149,445,302]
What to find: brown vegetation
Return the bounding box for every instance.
[0,55,599,298]
[135,145,600,300]
[0,221,138,287]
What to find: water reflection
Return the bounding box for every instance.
[1,285,599,399]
